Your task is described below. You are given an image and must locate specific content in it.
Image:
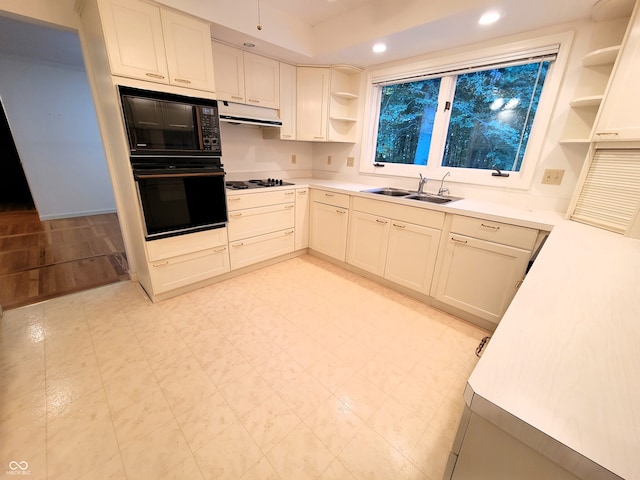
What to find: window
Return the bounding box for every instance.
[362,33,572,189]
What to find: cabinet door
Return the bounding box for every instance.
[244,52,280,109]
[161,9,216,92]
[297,67,330,141]
[346,211,389,276]
[279,62,297,140]
[434,234,530,325]
[295,188,309,250]
[99,0,169,83]
[594,7,640,140]
[309,201,349,261]
[211,42,245,103]
[385,221,441,295]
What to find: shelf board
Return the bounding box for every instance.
[582,46,621,66]
[329,116,357,122]
[559,138,591,145]
[570,95,604,107]
[332,91,359,99]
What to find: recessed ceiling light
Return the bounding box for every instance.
[373,43,387,53]
[479,11,501,25]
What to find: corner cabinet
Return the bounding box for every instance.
[346,197,444,295]
[309,189,350,261]
[98,0,216,92]
[296,65,362,142]
[432,215,538,326]
[593,2,640,140]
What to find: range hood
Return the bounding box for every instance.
[218,100,282,127]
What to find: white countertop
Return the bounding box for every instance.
[469,220,640,480]
[229,178,639,479]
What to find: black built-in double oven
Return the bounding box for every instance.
[119,86,228,240]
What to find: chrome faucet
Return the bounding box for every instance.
[438,172,450,196]
[417,174,427,194]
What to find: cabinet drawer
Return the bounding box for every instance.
[149,246,230,294]
[228,203,294,241]
[146,227,228,262]
[229,229,294,269]
[311,189,350,208]
[450,215,537,250]
[227,189,296,211]
[352,197,445,230]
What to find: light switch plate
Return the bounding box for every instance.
[347,156,355,167]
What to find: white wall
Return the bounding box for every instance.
[220,122,313,179]
[0,55,116,219]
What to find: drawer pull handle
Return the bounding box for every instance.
[145,72,165,79]
[285,191,294,196]
[325,193,335,197]
[228,197,241,201]
[152,261,169,267]
[451,237,468,244]
[515,279,524,290]
[480,223,500,230]
[282,134,292,138]
[231,95,243,100]
[595,132,619,137]
[376,219,388,224]
[285,230,294,235]
[392,223,406,229]
[285,205,294,210]
[248,98,260,103]
[297,190,307,195]
[213,246,227,253]
[174,78,191,84]
[336,209,346,214]
[232,242,244,248]
[313,136,324,140]
[230,213,242,217]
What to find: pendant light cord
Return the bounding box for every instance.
[257,0,262,30]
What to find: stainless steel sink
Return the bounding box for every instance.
[362,187,413,197]
[362,187,463,204]
[405,194,462,204]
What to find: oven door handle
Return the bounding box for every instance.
[134,171,225,180]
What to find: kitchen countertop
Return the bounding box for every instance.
[229,177,640,479]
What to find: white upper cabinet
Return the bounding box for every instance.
[278,62,296,140]
[210,42,245,102]
[159,9,216,92]
[98,0,215,92]
[212,43,280,109]
[244,52,280,109]
[296,65,361,142]
[594,3,640,140]
[99,0,168,82]
[297,67,330,141]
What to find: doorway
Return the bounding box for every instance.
[0,15,129,310]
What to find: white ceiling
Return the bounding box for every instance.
[0,0,632,71]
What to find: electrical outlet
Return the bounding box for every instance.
[291,154,296,164]
[327,155,332,165]
[347,156,355,167]
[542,169,565,185]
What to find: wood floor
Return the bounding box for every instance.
[0,206,128,310]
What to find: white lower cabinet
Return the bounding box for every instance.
[346,197,443,295]
[227,189,295,270]
[146,228,230,295]
[309,190,350,261]
[433,215,537,325]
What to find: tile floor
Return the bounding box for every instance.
[0,255,487,480]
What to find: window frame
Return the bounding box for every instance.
[359,32,574,190]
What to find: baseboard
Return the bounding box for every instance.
[38,208,118,220]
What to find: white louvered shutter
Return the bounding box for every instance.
[571,149,640,234]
